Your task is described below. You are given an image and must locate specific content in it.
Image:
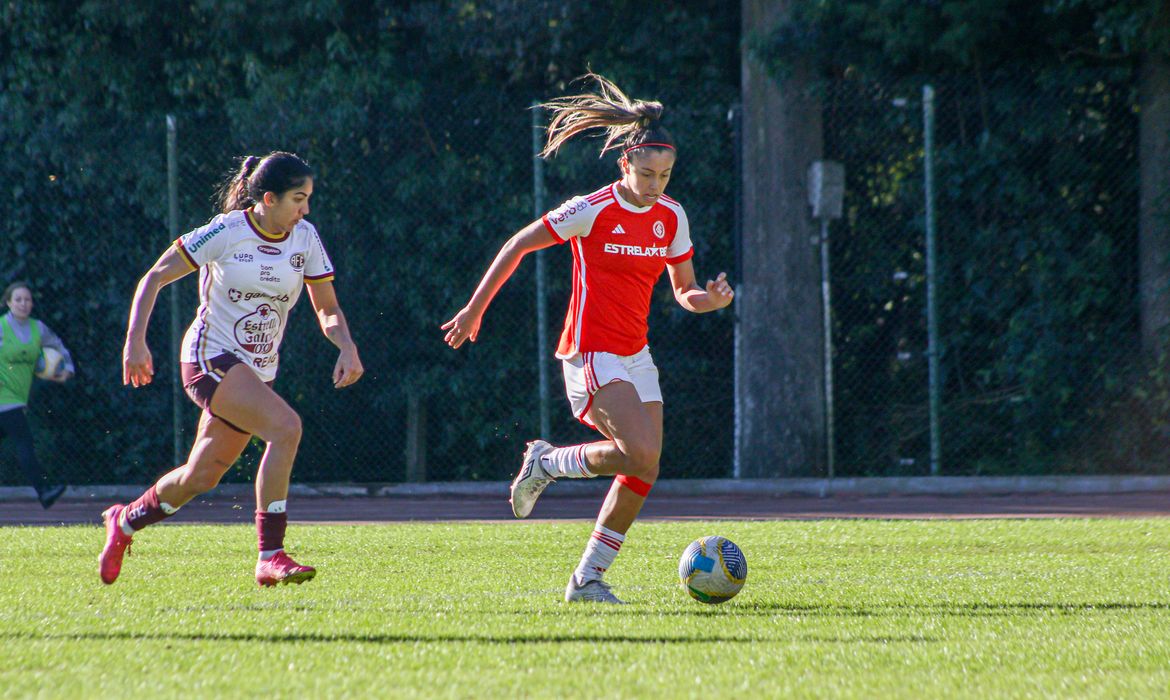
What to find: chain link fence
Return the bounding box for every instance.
[2,63,1153,486]
[3,82,737,486]
[824,65,1141,476]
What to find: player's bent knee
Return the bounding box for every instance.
[263,411,302,446]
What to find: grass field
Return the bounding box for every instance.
[4,518,1170,698]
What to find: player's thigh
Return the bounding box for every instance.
[209,364,300,441]
[587,381,662,458]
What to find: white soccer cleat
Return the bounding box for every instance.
[509,440,555,518]
[565,576,626,604]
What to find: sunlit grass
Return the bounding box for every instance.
[3,519,1170,698]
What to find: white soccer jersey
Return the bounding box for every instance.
[175,208,335,382]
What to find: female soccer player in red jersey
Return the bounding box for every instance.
[443,74,735,603]
[101,152,364,587]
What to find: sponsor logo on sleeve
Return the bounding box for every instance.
[548,198,588,224]
[186,223,225,254]
[257,245,282,255]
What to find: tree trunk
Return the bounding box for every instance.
[737,0,825,476]
[1140,48,1170,358]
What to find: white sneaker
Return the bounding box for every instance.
[509,440,555,518]
[565,576,625,604]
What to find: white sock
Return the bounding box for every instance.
[118,513,134,536]
[259,549,283,561]
[573,525,625,584]
[541,445,595,479]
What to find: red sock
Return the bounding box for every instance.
[256,511,288,553]
[124,485,175,531]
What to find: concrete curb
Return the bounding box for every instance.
[5,474,1170,503]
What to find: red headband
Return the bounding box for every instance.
[622,142,676,155]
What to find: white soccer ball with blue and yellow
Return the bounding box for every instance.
[678,535,747,604]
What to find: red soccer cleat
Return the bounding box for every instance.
[99,505,133,585]
[255,551,317,587]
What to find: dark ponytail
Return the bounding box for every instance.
[216,152,313,213]
[538,73,675,159]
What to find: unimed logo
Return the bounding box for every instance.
[187,223,225,253]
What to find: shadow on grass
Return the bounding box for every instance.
[0,630,938,645]
[493,601,1170,619]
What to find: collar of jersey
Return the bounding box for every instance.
[610,182,655,214]
[245,208,292,243]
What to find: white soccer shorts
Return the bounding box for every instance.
[562,345,663,429]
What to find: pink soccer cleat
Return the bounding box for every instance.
[99,504,133,585]
[255,551,317,587]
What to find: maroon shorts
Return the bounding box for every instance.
[180,353,271,434]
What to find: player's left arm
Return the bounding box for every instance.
[667,259,735,313]
[305,281,364,388]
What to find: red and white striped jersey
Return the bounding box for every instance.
[174,208,335,381]
[542,182,694,358]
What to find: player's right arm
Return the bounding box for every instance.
[123,246,196,387]
[441,219,558,349]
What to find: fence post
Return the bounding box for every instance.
[808,161,845,480]
[729,104,743,479]
[166,115,183,467]
[532,103,550,439]
[922,85,942,476]
[405,391,427,482]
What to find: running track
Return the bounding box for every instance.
[5,491,1170,526]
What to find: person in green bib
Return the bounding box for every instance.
[1,281,75,508]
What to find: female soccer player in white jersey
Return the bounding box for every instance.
[442,74,735,603]
[100,152,364,587]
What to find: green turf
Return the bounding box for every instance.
[3,518,1170,698]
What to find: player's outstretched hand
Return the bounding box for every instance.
[441,307,483,349]
[333,345,364,388]
[706,272,735,309]
[123,340,154,388]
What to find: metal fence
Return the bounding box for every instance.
[3,84,737,486]
[1,65,1153,487]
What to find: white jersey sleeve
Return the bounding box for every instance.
[302,222,336,284]
[176,214,232,269]
[542,195,604,242]
[666,204,693,262]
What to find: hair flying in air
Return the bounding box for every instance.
[538,73,676,159]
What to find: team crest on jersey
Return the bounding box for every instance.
[289,253,306,271]
[653,221,666,239]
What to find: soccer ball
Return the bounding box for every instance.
[678,536,747,604]
[35,347,65,379]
